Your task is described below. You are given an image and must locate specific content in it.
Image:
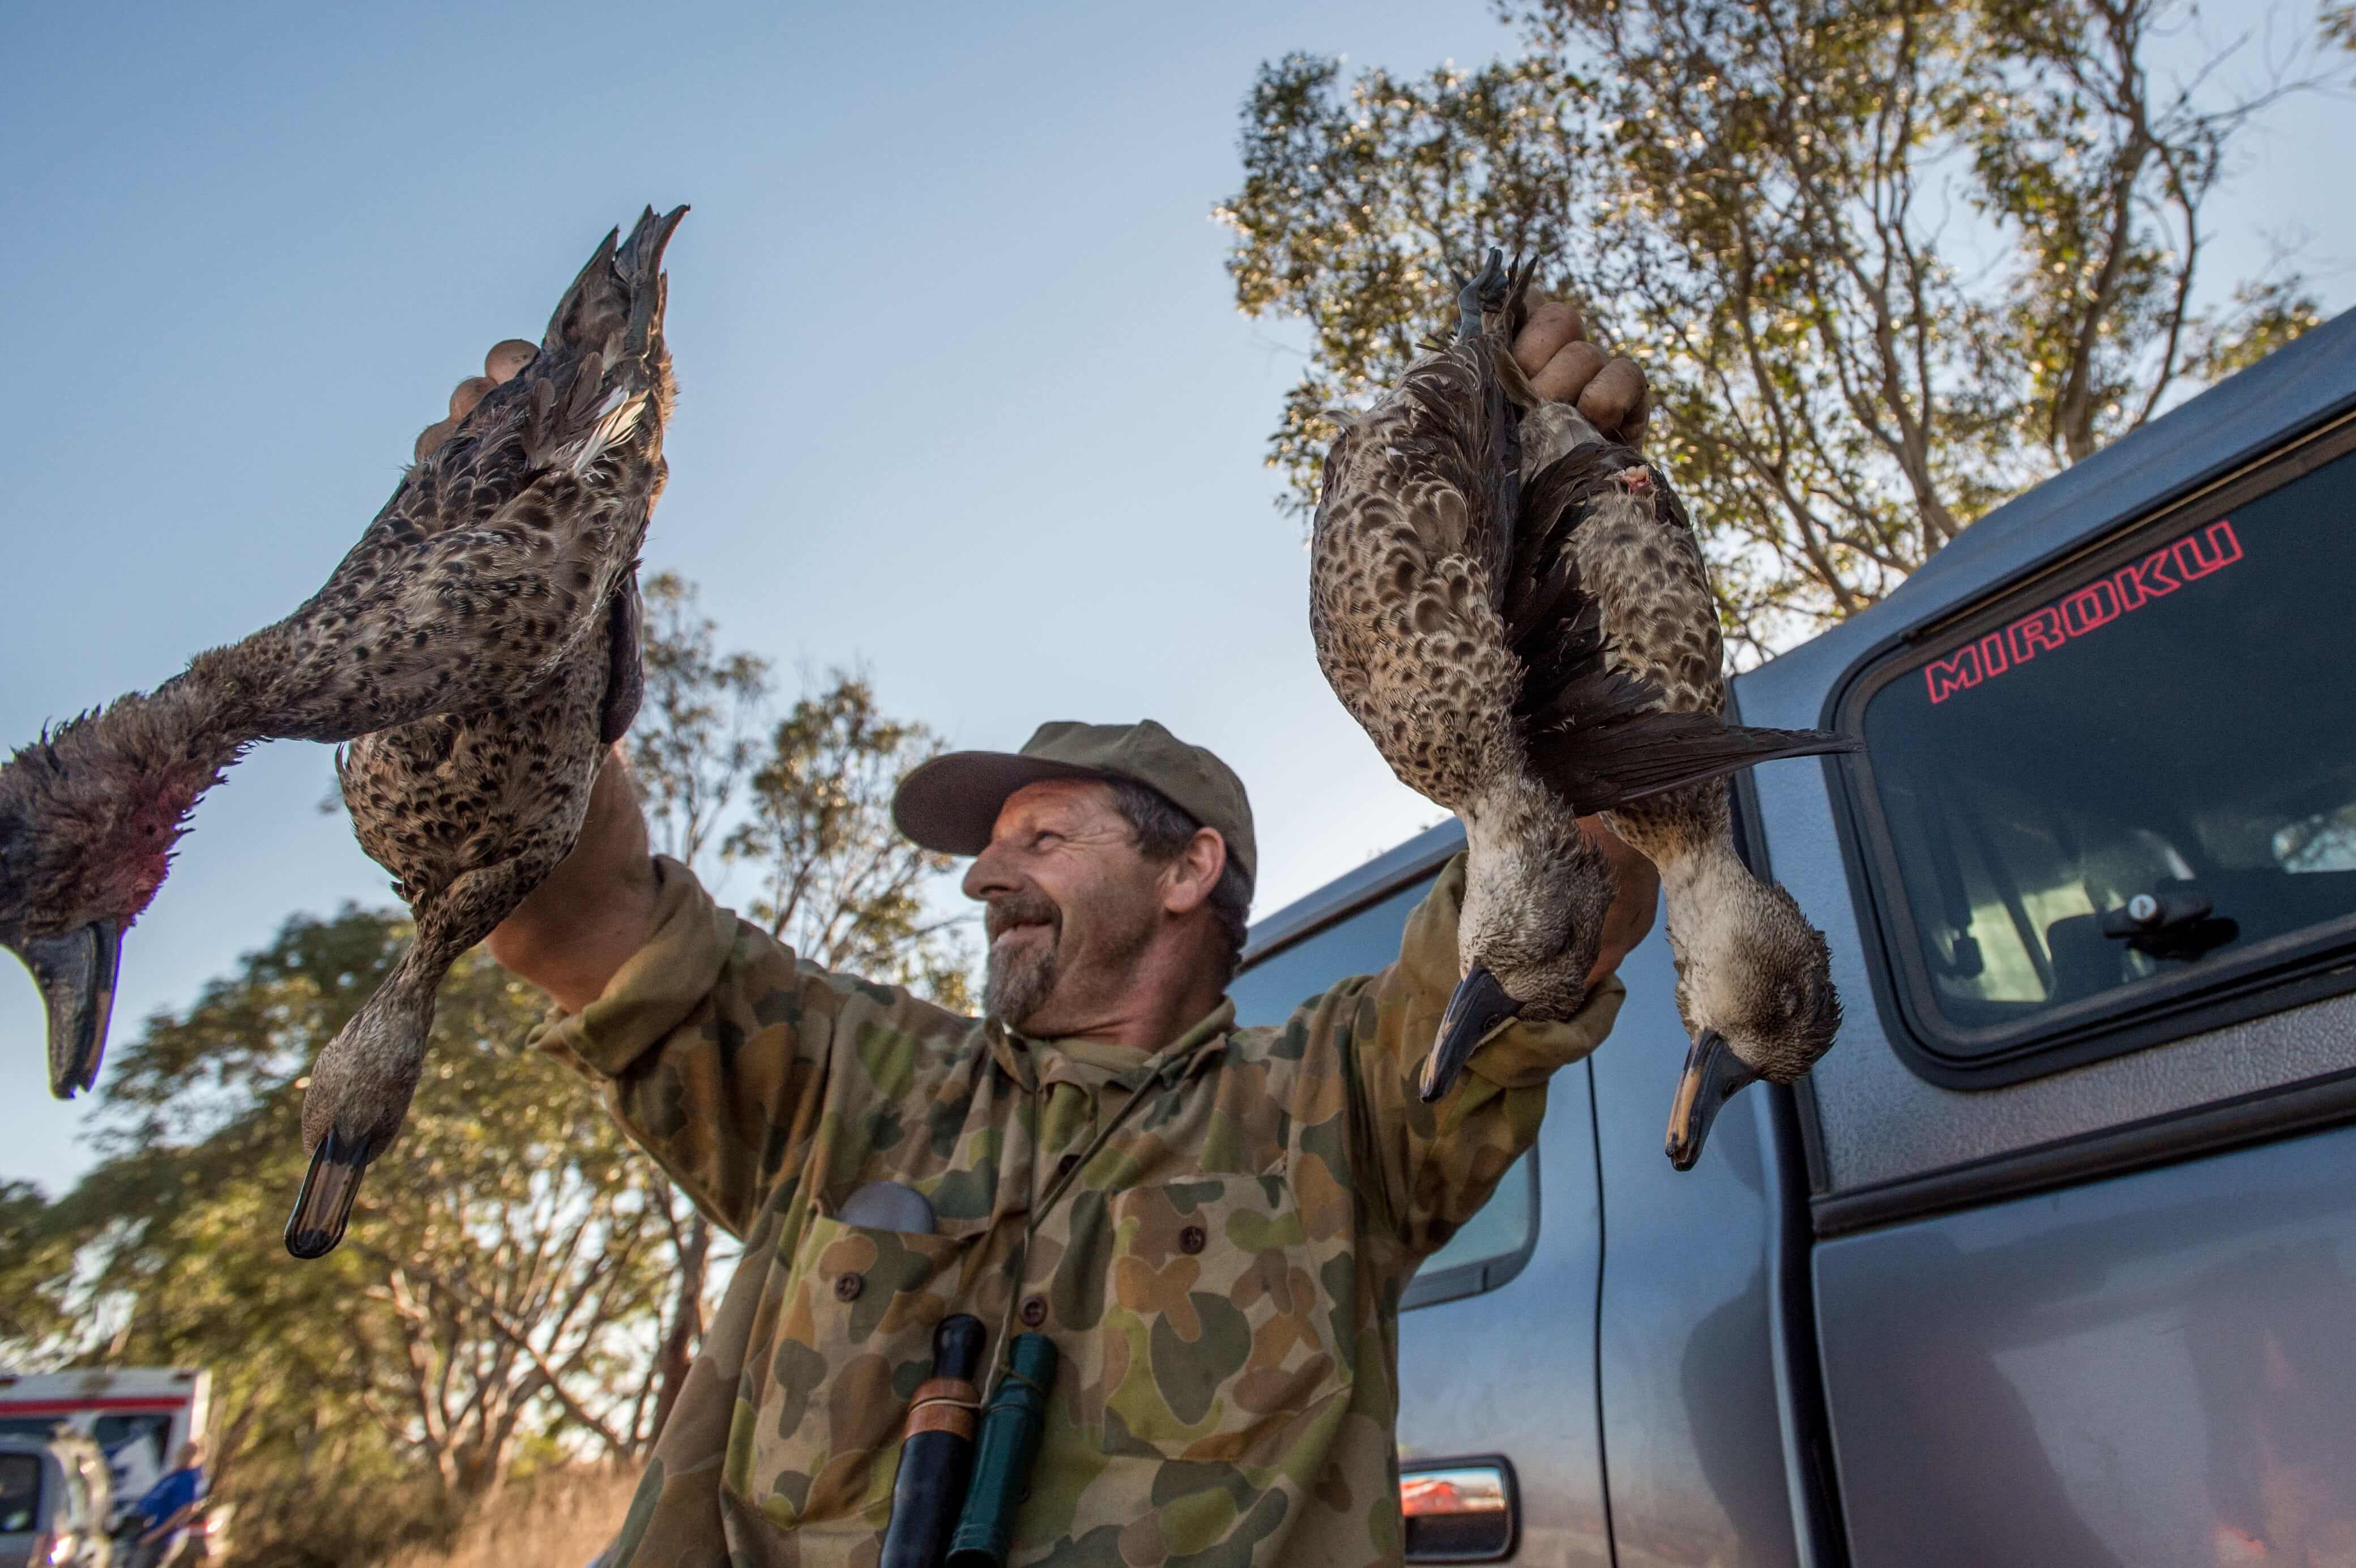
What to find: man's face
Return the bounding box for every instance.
[963,779,1168,1035]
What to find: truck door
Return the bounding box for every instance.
[1230,849,1611,1566]
[1740,396,2356,1566]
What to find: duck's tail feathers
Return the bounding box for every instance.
[543,204,688,365]
[1531,708,1857,817]
[521,206,687,472]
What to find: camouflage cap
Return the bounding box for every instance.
[892,720,1256,888]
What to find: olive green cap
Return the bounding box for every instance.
[892,720,1256,890]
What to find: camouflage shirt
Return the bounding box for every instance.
[531,852,1623,1567]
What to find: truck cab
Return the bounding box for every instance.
[0,1370,211,1545]
[1234,310,2356,1565]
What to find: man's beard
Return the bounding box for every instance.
[983,890,1062,1029]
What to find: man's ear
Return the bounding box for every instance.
[1159,828,1227,916]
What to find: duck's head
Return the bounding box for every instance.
[1419,779,1611,1103]
[286,979,436,1260]
[0,706,220,1097]
[1664,877,1841,1169]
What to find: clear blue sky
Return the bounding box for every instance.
[3,3,2350,1195]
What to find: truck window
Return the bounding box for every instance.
[0,1454,38,1533]
[1853,436,2356,1074]
[1230,870,1539,1306]
[92,1414,170,1477]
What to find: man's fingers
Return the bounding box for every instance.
[415,340,531,466]
[1530,339,1607,404]
[1619,391,1651,451]
[413,417,458,464]
[1513,300,1586,378]
[1577,358,1649,445]
[449,375,497,422]
[485,339,537,383]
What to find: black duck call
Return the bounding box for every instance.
[878,1314,988,1568]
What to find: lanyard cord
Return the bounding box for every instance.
[981,1056,1179,1397]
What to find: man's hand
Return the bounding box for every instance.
[412,337,540,462]
[1580,814,1661,986]
[486,744,659,1015]
[1510,290,1650,448]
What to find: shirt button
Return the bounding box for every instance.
[834,1272,864,1302]
[1180,1225,1207,1255]
[1019,1296,1048,1327]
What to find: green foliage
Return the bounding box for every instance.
[724,672,975,1013]
[1220,0,2328,652]
[3,908,678,1563]
[629,572,774,868]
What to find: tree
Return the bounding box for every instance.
[0,911,680,1564]
[628,571,773,869]
[724,671,975,1011]
[1220,0,2327,653]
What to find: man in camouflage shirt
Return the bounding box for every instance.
[469,300,1659,1567]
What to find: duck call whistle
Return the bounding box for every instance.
[945,1334,1060,1568]
[880,1314,988,1568]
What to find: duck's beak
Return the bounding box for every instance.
[5,920,122,1099]
[1420,965,1521,1103]
[285,1128,374,1260]
[1665,1029,1761,1170]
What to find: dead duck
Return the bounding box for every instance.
[0,206,684,1113]
[287,590,648,1259]
[291,209,680,1257]
[1308,250,1850,1161]
[1526,443,1847,1168]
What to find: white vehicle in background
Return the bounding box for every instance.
[0,1371,209,1543]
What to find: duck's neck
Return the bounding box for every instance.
[6,681,250,924]
[1654,836,1755,952]
[1462,768,1580,870]
[1459,769,1610,995]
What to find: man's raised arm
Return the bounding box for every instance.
[484,746,660,1012]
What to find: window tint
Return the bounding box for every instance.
[1860,442,2356,1062]
[0,1454,39,1534]
[1231,870,1538,1305]
[93,1414,169,1476]
[1230,877,1436,1029]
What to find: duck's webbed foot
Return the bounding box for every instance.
[285,1127,379,1259]
[1456,248,1510,342]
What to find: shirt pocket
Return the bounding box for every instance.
[1076,1172,1352,1465]
[745,1209,976,1535]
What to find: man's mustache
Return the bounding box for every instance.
[985,890,1061,943]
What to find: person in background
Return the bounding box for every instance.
[126,1441,204,1568]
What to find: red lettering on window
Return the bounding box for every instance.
[2062,579,2122,635]
[2112,546,2181,608]
[1924,644,1983,703]
[2174,518,2242,580]
[2009,606,2068,661]
[1918,514,2245,706]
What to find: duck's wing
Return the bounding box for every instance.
[200,207,686,745]
[599,573,644,745]
[1309,339,1523,809]
[1509,443,1855,814]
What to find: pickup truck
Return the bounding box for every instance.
[1230,308,2356,1566]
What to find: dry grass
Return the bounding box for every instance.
[377,1468,638,1568]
